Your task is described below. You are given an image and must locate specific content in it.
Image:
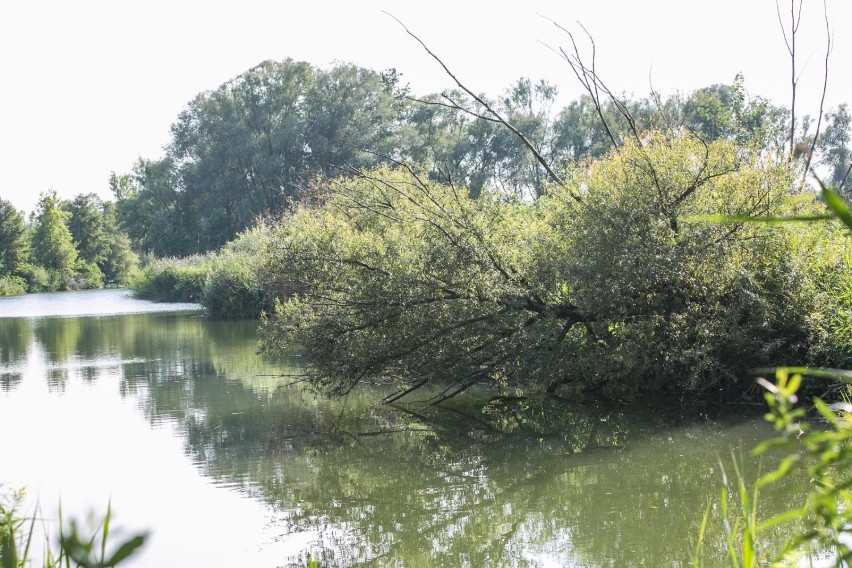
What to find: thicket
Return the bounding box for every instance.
[131,255,208,303]
[257,135,852,402]
[131,224,273,317]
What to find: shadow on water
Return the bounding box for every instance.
[0,302,805,567]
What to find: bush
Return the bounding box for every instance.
[131,256,208,302]
[24,265,66,293]
[259,134,841,402]
[200,224,274,318]
[70,260,104,290]
[0,275,26,296]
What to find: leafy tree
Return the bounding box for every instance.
[0,198,28,276]
[112,158,190,256]
[61,193,138,286]
[818,103,852,196]
[153,59,409,253]
[29,191,77,287]
[260,134,818,402]
[680,76,788,155]
[64,193,110,266]
[99,202,138,285]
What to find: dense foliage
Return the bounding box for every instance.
[109,58,851,257]
[0,192,138,296]
[258,134,851,401]
[131,224,273,316]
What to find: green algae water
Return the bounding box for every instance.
[0,289,798,567]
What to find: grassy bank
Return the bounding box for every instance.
[131,224,274,318]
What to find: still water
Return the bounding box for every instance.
[0,290,792,567]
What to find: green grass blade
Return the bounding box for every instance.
[103,534,147,567]
[815,176,852,231]
[100,501,111,563]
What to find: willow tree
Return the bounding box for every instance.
[260,133,818,402]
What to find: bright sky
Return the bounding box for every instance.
[1,0,850,215]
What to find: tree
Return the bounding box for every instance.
[63,193,137,285]
[818,103,852,196]
[0,198,28,276]
[260,135,816,402]
[147,59,410,253]
[99,202,137,285]
[29,191,77,286]
[112,158,190,256]
[64,193,110,266]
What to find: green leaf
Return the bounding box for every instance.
[757,507,806,532]
[756,454,799,489]
[753,367,852,383]
[814,176,852,231]
[103,534,147,567]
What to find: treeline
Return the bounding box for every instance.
[0,192,137,296]
[109,59,852,257]
[115,57,852,401]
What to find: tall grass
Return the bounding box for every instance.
[693,174,852,566]
[0,487,146,568]
[131,255,209,303]
[130,223,275,318]
[199,224,273,318]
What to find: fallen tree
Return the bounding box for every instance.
[259,133,850,403]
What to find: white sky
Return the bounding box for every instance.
[1,0,850,215]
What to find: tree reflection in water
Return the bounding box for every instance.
[0,310,805,566]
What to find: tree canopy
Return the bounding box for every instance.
[0,198,28,277]
[259,133,848,402]
[29,191,77,280]
[112,58,846,257]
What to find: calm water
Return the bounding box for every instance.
[0,289,796,567]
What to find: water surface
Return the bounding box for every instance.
[0,289,796,567]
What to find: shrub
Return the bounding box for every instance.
[70,260,104,290]
[0,275,26,297]
[200,224,274,318]
[24,265,65,293]
[259,134,841,402]
[131,255,208,302]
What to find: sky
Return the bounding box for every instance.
[1,0,850,216]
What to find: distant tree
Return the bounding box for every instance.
[64,193,109,265]
[63,193,138,285]
[112,159,190,256]
[0,198,28,276]
[110,60,413,254]
[681,76,788,152]
[30,191,77,286]
[99,202,137,285]
[817,104,851,195]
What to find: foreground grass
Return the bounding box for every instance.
[0,488,146,568]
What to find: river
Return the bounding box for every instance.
[0,289,798,567]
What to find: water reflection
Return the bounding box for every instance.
[0,317,29,366]
[0,297,807,567]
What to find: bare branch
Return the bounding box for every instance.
[804,0,833,175]
[384,12,582,202]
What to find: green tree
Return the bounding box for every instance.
[99,202,138,285]
[818,104,852,197]
[29,191,78,288]
[64,193,109,264]
[260,134,820,401]
[0,198,28,276]
[112,158,190,256]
